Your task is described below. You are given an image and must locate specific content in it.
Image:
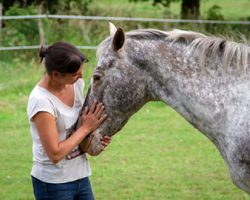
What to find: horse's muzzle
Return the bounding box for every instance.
[79,131,104,156]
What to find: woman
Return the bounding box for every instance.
[27,41,111,200]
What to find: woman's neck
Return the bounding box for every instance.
[39,74,75,107]
[39,74,67,93]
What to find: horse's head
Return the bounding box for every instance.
[80,23,149,155]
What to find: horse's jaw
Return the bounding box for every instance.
[79,131,104,156]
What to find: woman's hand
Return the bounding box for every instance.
[101,135,112,149]
[81,101,107,133]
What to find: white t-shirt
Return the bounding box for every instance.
[27,78,91,183]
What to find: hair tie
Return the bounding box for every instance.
[39,45,47,62]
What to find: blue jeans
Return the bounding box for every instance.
[31,176,94,200]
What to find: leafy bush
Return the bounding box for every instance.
[2,5,39,46]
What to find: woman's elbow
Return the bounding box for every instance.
[47,152,62,164]
[50,157,61,164]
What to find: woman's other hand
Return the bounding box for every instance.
[101,135,112,149]
[81,101,107,133]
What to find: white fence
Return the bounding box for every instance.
[0,15,249,51]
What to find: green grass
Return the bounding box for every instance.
[200,0,250,20]
[90,103,249,200]
[0,50,249,199]
[92,0,250,20]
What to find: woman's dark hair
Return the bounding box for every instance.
[39,41,88,75]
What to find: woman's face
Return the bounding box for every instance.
[56,65,83,84]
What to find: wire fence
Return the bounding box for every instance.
[1,15,250,24]
[0,45,97,51]
[0,15,250,51]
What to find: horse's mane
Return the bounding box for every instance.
[126,28,205,42]
[127,29,250,72]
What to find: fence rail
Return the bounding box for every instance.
[0,45,97,51]
[1,14,250,24]
[0,15,249,51]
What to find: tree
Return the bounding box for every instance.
[0,0,93,47]
[181,0,200,19]
[130,0,200,19]
[0,0,92,14]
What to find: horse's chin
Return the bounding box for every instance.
[79,131,104,156]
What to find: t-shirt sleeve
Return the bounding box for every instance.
[27,96,56,121]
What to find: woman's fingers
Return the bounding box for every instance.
[102,136,112,143]
[89,101,104,114]
[99,114,108,123]
[101,135,112,147]
[81,101,107,132]
[95,105,105,118]
[89,101,97,113]
[94,102,102,113]
[89,101,106,119]
[83,106,89,115]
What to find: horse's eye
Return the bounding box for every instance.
[93,74,101,81]
[93,68,105,82]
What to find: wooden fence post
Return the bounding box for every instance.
[38,3,45,46]
[0,3,2,46]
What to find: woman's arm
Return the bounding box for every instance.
[33,102,106,164]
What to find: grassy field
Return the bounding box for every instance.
[0,50,249,199]
[94,0,250,20]
[1,0,250,199]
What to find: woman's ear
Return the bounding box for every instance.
[51,71,63,80]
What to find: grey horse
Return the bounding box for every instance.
[79,23,250,194]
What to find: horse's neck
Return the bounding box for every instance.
[131,39,249,143]
[143,41,231,143]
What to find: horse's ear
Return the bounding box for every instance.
[112,27,125,52]
[109,22,117,36]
